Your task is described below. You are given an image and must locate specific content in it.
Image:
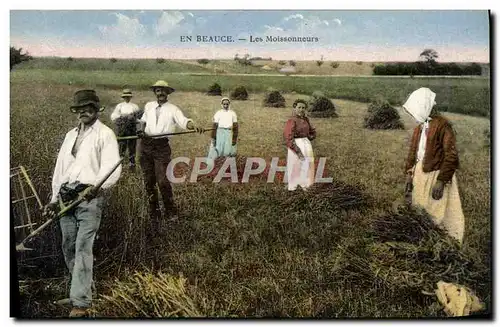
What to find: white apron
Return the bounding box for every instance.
[287,137,315,191]
[412,161,465,244]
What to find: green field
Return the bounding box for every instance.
[11,65,490,117]
[17,57,213,73]
[11,61,491,318]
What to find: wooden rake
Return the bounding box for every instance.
[15,158,124,252]
[11,166,44,235]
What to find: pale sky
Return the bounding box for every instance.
[10,10,490,62]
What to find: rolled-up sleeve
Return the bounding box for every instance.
[213,111,220,123]
[283,119,296,149]
[110,104,121,122]
[308,120,316,140]
[173,106,192,130]
[139,105,149,123]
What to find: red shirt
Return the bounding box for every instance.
[283,116,316,150]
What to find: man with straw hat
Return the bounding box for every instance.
[110,88,142,171]
[43,89,122,317]
[137,80,204,232]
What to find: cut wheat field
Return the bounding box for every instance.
[11,80,491,318]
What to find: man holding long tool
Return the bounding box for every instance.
[137,80,204,228]
[43,89,122,318]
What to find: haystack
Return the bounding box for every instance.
[308,92,338,118]
[363,99,404,130]
[263,89,286,108]
[230,86,248,100]
[207,83,222,96]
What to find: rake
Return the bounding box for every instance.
[117,128,215,141]
[16,158,124,252]
[11,166,44,235]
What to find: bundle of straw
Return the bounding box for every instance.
[96,271,202,318]
[338,206,486,300]
[281,181,370,212]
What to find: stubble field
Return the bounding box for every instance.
[10,74,491,318]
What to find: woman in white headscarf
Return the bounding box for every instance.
[208,97,238,159]
[402,87,465,245]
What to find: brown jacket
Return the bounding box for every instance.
[405,115,459,183]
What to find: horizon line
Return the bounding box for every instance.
[25,55,491,64]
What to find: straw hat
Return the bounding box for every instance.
[121,89,133,98]
[150,80,175,93]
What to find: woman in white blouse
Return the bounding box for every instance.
[208,97,238,159]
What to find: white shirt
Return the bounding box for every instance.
[140,101,192,137]
[416,120,431,162]
[72,127,86,156]
[110,101,141,121]
[50,120,122,203]
[213,109,237,128]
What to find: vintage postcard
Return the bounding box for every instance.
[10,9,491,318]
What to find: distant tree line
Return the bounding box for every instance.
[373,48,483,76]
[249,56,272,60]
[373,62,482,76]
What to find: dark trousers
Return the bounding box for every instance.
[117,122,137,165]
[119,139,137,165]
[140,137,175,223]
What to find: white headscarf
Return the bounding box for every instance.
[403,87,436,124]
[403,88,437,162]
[221,97,231,111]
